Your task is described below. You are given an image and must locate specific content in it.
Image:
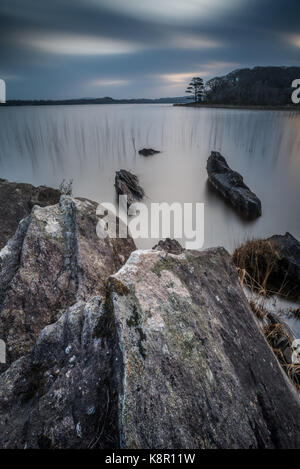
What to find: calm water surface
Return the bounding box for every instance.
[0,104,299,251]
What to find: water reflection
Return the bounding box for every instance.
[0,104,299,251]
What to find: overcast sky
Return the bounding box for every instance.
[1,0,299,99]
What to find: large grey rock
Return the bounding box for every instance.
[0,178,61,250]
[0,246,300,448]
[109,248,300,448]
[0,196,135,370]
[207,151,262,219]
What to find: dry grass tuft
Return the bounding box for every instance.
[286,364,300,389]
[233,239,290,298]
[291,307,300,318]
[249,300,265,321]
[263,322,288,346]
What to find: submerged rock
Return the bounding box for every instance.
[115,170,145,208]
[0,178,61,250]
[138,148,160,157]
[0,196,135,370]
[0,247,300,448]
[233,232,300,299]
[206,151,262,219]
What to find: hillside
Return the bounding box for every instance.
[205,66,300,106]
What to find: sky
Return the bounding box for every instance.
[0,0,300,100]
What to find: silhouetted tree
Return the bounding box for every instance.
[186,77,205,102]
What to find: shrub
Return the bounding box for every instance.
[59,179,73,196]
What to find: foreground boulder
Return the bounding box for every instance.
[138,148,160,157]
[109,248,300,448]
[207,151,262,219]
[0,298,120,449]
[115,170,145,209]
[0,178,61,250]
[1,246,300,448]
[233,232,300,299]
[0,196,135,370]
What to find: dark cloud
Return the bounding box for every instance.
[0,0,299,99]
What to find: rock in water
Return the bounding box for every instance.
[115,170,145,208]
[0,178,61,250]
[206,151,262,219]
[0,196,135,370]
[138,148,160,157]
[0,247,300,448]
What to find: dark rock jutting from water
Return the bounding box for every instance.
[138,148,160,157]
[115,169,145,209]
[206,151,262,219]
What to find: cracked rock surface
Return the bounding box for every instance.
[0,193,135,370]
[0,297,121,449]
[0,247,300,448]
[109,248,300,448]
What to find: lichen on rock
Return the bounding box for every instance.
[0,185,135,370]
[110,248,300,448]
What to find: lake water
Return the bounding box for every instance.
[0,104,299,251]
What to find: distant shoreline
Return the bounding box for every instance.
[0,97,186,107]
[1,100,299,111]
[174,103,300,111]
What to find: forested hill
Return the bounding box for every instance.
[205,66,300,106]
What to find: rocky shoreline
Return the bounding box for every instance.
[0,178,299,448]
